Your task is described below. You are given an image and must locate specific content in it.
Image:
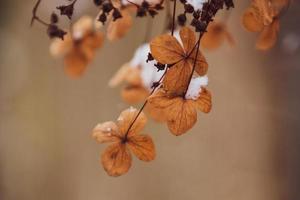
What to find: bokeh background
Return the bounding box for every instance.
[1,0,300,200]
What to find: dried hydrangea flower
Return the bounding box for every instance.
[148,76,212,135]
[242,0,289,50]
[109,43,165,104]
[92,107,155,176]
[150,27,208,95]
[50,16,103,77]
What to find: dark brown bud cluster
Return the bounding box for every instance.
[94,0,122,24]
[56,0,77,19]
[178,0,234,33]
[128,0,164,18]
[47,12,67,40]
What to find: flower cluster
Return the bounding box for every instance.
[30,0,292,177]
[242,0,290,50]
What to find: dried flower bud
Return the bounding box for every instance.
[47,24,67,40]
[154,62,165,71]
[148,9,158,17]
[56,3,74,19]
[141,1,150,9]
[94,0,103,6]
[98,13,107,24]
[146,53,154,62]
[137,7,147,17]
[177,13,187,26]
[154,4,163,10]
[193,11,200,19]
[195,21,207,32]
[112,9,122,21]
[50,13,59,24]
[224,0,234,9]
[151,81,160,88]
[102,2,113,13]
[184,4,194,13]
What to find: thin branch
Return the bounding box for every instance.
[31,0,49,27]
[124,69,168,140]
[171,0,177,36]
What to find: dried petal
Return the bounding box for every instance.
[256,19,279,50]
[101,143,132,176]
[92,121,121,143]
[121,86,149,104]
[107,9,132,41]
[188,50,208,76]
[117,108,147,137]
[163,61,192,95]
[166,98,197,136]
[242,6,264,32]
[64,49,89,78]
[179,27,196,53]
[193,88,212,113]
[109,63,132,87]
[201,22,235,50]
[145,103,167,122]
[82,32,104,49]
[72,16,94,39]
[127,134,155,161]
[50,33,73,58]
[150,34,184,64]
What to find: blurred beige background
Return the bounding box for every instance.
[1,0,300,200]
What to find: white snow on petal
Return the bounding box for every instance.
[185,75,208,100]
[130,43,166,90]
[186,0,208,11]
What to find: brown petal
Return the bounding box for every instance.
[49,33,73,58]
[127,134,155,161]
[109,63,132,87]
[242,6,264,32]
[107,9,132,41]
[179,27,196,53]
[83,32,104,49]
[117,107,147,137]
[148,89,177,109]
[201,23,225,50]
[92,121,121,143]
[145,103,167,122]
[64,49,89,78]
[121,86,149,104]
[188,51,208,76]
[166,99,197,136]
[253,0,275,25]
[256,19,279,50]
[73,16,94,39]
[193,88,212,113]
[150,34,184,64]
[101,143,132,177]
[163,61,192,95]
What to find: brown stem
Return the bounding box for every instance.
[171,0,177,36]
[30,0,49,27]
[124,69,167,140]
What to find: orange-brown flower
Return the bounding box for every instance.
[92,107,155,176]
[242,0,289,50]
[50,16,103,77]
[109,63,149,103]
[150,27,208,95]
[201,21,235,50]
[148,76,212,135]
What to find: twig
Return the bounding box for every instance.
[31,0,49,27]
